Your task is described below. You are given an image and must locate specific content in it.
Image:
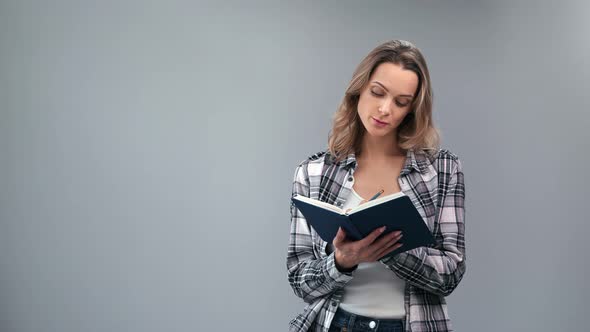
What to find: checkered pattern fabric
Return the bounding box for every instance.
[287,148,466,332]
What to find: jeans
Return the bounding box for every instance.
[328,307,405,332]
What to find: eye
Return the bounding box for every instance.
[370,90,384,97]
[396,101,409,107]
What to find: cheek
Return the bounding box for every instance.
[357,94,375,112]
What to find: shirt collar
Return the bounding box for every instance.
[331,148,429,175]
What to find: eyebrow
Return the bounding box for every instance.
[372,81,413,98]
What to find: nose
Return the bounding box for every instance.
[379,100,392,114]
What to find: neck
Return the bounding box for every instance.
[358,132,406,162]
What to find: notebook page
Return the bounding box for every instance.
[292,195,345,215]
[347,191,406,215]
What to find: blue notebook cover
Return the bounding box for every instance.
[291,193,436,258]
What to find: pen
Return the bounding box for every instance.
[368,189,384,201]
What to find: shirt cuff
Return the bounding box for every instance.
[325,251,356,281]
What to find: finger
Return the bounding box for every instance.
[374,241,403,261]
[333,227,345,246]
[372,230,401,249]
[370,233,402,259]
[360,226,387,247]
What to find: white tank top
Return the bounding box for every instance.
[338,188,406,319]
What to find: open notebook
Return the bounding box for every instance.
[291,192,436,258]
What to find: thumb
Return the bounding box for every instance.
[333,227,345,245]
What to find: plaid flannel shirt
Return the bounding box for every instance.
[286,147,466,332]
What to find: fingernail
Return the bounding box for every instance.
[381,226,386,232]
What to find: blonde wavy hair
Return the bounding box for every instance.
[327,39,441,163]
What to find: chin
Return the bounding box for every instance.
[366,128,394,137]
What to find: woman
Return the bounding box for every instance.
[287,40,466,332]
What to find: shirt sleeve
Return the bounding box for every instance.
[286,163,354,304]
[379,158,466,297]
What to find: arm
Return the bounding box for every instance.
[379,159,466,297]
[286,163,354,304]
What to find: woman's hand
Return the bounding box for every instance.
[333,226,403,269]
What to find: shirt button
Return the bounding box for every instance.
[369,321,376,328]
[336,202,342,207]
[348,176,353,182]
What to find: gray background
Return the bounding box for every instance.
[1,1,588,331]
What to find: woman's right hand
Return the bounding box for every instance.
[333,226,403,269]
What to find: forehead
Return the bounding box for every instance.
[370,62,418,96]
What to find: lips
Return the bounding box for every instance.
[372,117,388,125]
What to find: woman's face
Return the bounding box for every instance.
[357,62,419,139]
